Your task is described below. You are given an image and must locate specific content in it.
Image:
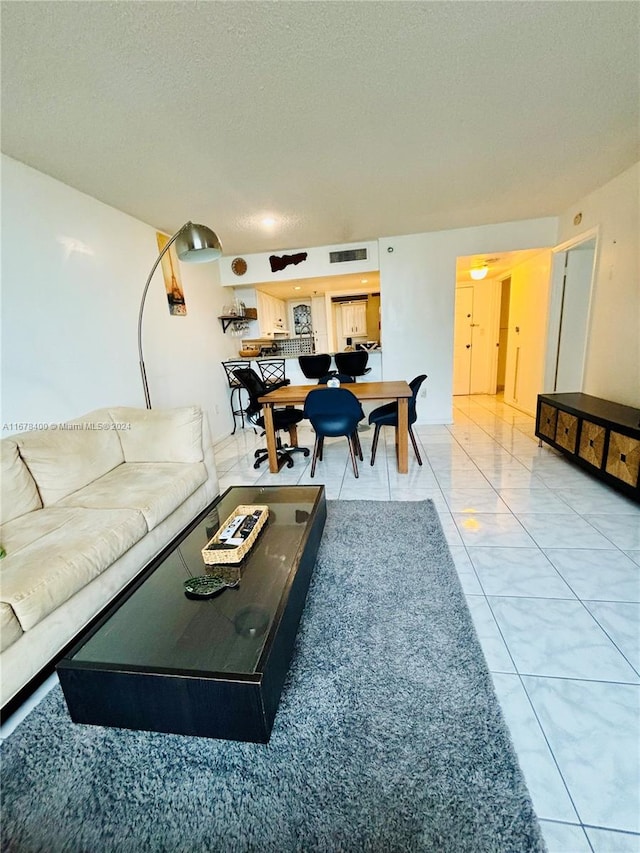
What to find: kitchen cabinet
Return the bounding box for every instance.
[311,296,329,352]
[256,291,288,337]
[536,392,640,501]
[341,302,367,336]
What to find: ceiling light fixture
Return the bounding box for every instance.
[262,216,276,228]
[470,265,488,280]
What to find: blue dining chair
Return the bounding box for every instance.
[368,374,427,466]
[303,387,365,478]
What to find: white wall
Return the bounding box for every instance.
[5,155,633,444]
[378,218,558,423]
[1,156,238,443]
[556,162,640,407]
[503,251,553,415]
[218,240,379,285]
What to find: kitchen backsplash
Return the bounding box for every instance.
[241,337,315,357]
[275,338,314,357]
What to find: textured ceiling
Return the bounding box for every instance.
[2,1,639,256]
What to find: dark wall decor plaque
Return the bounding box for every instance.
[269,252,307,273]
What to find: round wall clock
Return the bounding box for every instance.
[231,257,247,276]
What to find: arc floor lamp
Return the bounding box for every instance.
[137,221,222,408]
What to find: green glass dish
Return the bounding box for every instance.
[184,574,240,599]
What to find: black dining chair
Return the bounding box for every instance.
[299,354,332,381]
[334,351,371,381]
[303,387,365,478]
[233,368,309,470]
[369,374,427,466]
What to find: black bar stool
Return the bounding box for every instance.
[257,358,290,388]
[334,351,371,380]
[222,360,250,433]
[299,354,332,381]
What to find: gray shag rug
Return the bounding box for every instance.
[1,500,545,853]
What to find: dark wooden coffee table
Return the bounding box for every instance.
[57,485,326,742]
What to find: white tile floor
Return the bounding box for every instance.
[215,393,640,853]
[2,394,638,852]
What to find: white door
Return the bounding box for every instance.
[554,240,596,391]
[453,286,474,395]
[256,291,273,337]
[311,296,329,352]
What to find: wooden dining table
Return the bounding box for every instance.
[258,380,413,474]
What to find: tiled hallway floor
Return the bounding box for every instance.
[215,394,640,853]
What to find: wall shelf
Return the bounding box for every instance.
[218,316,243,333]
[218,308,257,333]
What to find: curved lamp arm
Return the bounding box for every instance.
[137,221,222,408]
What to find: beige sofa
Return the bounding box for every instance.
[0,405,219,711]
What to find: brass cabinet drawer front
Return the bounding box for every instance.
[605,431,640,487]
[556,411,578,453]
[539,403,558,440]
[578,420,606,469]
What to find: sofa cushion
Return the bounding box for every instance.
[58,461,208,530]
[109,406,204,463]
[0,506,147,632]
[1,602,23,652]
[16,409,124,506]
[0,438,42,524]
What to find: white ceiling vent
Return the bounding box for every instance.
[329,248,367,264]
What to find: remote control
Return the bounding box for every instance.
[226,509,265,545]
[218,515,246,541]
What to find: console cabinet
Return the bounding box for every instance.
[536,393,640,501]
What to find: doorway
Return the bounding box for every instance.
[545,236,597,393]
[496,278,511,392]
[453,278,502,396]
[454,248,553,410]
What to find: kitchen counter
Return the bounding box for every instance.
[231,350,384,414]
[289,350,381,358]
[236,350,382,360]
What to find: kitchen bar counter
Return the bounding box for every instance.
[233,350,383,392]
[281,350,381,359]
[237,350,382,359]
